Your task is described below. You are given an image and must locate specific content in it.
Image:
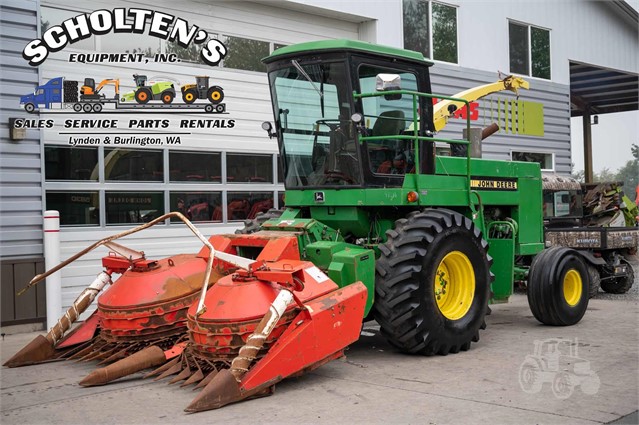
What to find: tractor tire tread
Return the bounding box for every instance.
[374,208,492,356]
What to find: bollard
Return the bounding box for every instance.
[43,210,62,331]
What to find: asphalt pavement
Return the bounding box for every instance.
[1,264,638,425]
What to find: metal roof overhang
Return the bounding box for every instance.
[570,61,638,117]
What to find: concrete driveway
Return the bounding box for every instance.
[2,292,638,425]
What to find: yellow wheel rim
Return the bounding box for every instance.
[211,91,221,100]
[434,251,475,320]
[563,269,582,306]
[185,93,194,102]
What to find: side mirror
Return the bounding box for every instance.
[261,121,276,139]
[376,74,402,100]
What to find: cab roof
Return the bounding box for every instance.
[263,39,433,67]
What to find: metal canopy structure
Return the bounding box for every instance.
[570,61,638,117]
[569,61,638,183]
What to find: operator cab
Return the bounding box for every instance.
[263,40,435,189]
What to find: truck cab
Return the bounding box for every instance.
[20,77,64,112]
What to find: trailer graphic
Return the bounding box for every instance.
[20,77,226,114]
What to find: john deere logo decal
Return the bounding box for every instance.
[314,192,325,203]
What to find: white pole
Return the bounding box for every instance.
[43,210,61,331]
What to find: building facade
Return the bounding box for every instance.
[1,0,636,324]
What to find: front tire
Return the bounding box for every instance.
[587,264,600,298]
[527,247,589,326]
[182,89,197,104]
[135,88,151,104]
[24,103,35,113]
[374,209,492,355]
[600,259,634,294]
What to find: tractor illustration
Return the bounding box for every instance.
[180,76,224,104]
[519,338,600,399]
[122,74,176,104]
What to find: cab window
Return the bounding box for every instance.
[358,65,418,175]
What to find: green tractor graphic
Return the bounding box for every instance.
[122,74,176,104]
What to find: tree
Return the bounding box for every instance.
[594,167,616,183]
[223,36,269,72]
[616,143,638,203]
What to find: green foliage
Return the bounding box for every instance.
[432,3,457,63]
[531,27,550,79]
[166,41,203,64]
[223,36,268,72]
[403,0,430,57]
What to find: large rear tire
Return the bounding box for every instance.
[235,209,283,234]
[600,259,634,294]
[207,86,224,104]
[161,91,174,104]
[374,209,492,355]
[527,247,589,326]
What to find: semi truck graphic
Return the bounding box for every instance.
[20,76,225,113]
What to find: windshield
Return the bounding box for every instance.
[269,61,360,187]
[543,190,583,218]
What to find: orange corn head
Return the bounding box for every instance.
[6,231,368,414]
[4,253,216,367]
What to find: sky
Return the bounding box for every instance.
[570,111,638,174]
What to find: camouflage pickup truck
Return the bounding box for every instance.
[542,174,638,297]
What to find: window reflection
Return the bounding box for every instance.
[46,192,99,226]
[170,192,222,222]
[226,192,274,221]
[170,151,221,182]
[227,154,273,183]
[104,148,163,181]
[45,146,98,180]
[106,192,164,224]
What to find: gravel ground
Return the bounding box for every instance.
[592,253,639,301]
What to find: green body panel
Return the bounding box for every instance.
[122,81,174,101]
[150,81,174,95]
[305,241,375,315]
[487,222,517,301]
[260,218,376,315]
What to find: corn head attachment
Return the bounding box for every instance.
[80,233,368,413]
[3,213,220,368]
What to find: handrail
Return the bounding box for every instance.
[353,89,475,211]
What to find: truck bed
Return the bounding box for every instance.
[544,226,639,250]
